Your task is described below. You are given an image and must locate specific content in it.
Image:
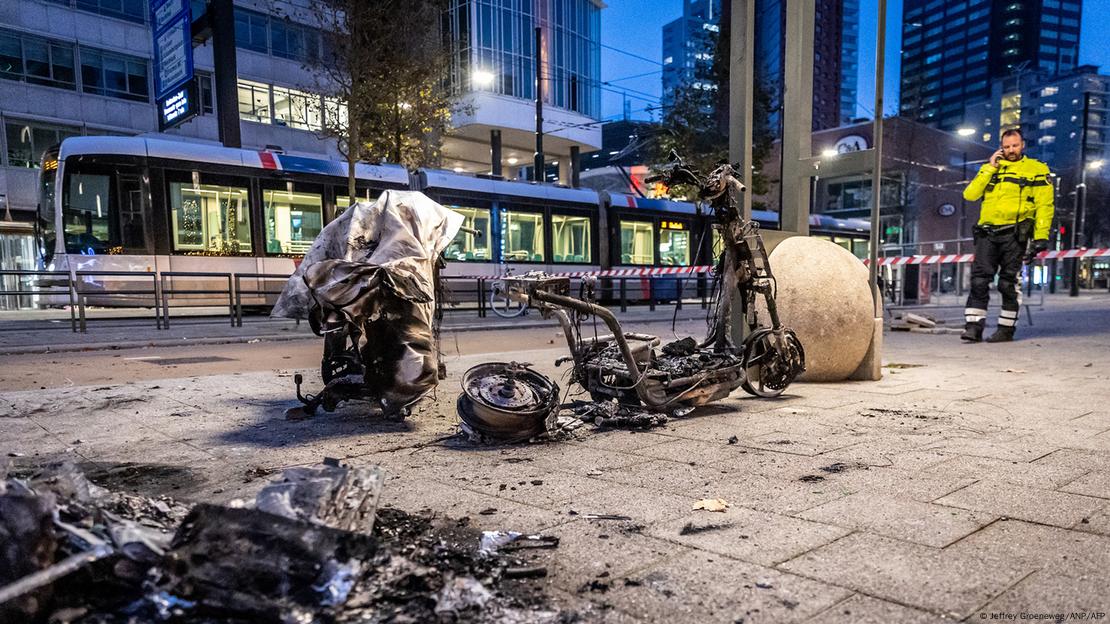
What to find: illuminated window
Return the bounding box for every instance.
[1041,86,1059,97]
[620,220,654,265]
[659,223,690,266]
[273,87,322,131]
[551,214,591,264]
[169,182,252,255]
[503,211,544,262]
[444,206,492,261]
[238,80,271,123]
[1039,118,1057,129]
[263,189,322,255]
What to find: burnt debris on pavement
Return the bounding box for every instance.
[0,461,567,623]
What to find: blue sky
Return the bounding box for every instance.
[600,0,1110,121]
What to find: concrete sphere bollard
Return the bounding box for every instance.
[757,236,874,382]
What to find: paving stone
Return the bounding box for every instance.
[925,454,1090,489]
[531,520,678,592]
[556,483,701,526]
[1034,448,1110,474]
[378,475,566,530]
[1069,411,1110,430]
[648,506,850,566]
[710,473,851,515]
[1059,470,1110,500]
[603,549,851,624]
[744,430,874,457]
[797,492,996,547]
[816,438,951,469]
[808,593,951,623]
[1073,504,1110,537]
[947,519,1110,576]
[597,458,734,497]
[973,569,1109,619]
[919,436,1057,462]
[452,465,611,508]
[778,532,1032,619]
[933,480,1106,528]
[817,465,977,503]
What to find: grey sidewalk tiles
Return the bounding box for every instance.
[924,455,1090,489]
[919,435,1058,463]
[778,532,1032,619]
[812,465,977,503]
[1073,505,1110,537]
[1059,470,1110,500]
[804,593,952,624]
[533,520,679,592]
[933,480,1107,528]
[1070,411,1110,429]
[947,519,1110,577]
[553,484,696,525]
[973,569,1109,619]
[1034,448,1110,473]
[604,549,852,624]
[647,506,851,566]
[743,429,874,457]
[795,492,996,548]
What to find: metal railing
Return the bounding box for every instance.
[0,270,78,332]
[232,273,291,327]
[75,271,162,332]
[160,271,234,329]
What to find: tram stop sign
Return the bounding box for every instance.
[151,0,197,130]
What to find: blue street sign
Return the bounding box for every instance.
[151,0,193,101]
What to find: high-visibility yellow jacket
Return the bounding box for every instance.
[963,155,1054,240]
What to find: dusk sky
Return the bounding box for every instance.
[599,0,1110,122]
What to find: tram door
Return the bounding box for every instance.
[117,175,145,250]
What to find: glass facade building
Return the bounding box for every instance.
[899,0,1083,131]
[840,0,860,123]
[447,0,601,118]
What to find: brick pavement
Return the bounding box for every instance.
[2,294,1109,622]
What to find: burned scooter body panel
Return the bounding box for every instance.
[273,190,464,416]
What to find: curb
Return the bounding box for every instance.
[0,313,712,356]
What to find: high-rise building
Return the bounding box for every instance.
[899,0,1083,131]
[840,0,860,123]
[443,0,603,181]
[661,0,721,105]
[964,65,1108,174]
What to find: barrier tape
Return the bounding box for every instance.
[865,247,1110,266]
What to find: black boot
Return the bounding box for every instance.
[986,326,1015,342]
[960,320,985,342]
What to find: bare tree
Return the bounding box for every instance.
[282,0,455,198]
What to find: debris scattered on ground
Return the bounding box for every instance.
[478,531,560,556]
[582,514,633,521]
[904,313,936,328]
[1000,368,1028,374]
[727,436,739,444]
[884,362,926,369]
[797,475,826,483]
[679,522,733,536]
[0,461,563,623]
[566,400,670,430]
[692,498,730,512]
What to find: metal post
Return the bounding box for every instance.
[209,0,241,148]
[491,130,502,177]
[570,145,580,188]
[867,0,887,317]
[619,278,627,312]
[1070,93,1090,297]
[727,0,755,221]
[780,0,816,235]
[533,26,544,183]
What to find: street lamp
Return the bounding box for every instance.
[821,148,839,158]
[472,70,495,89]
[956,127,976,137]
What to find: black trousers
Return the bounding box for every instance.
[964,222,1030,327]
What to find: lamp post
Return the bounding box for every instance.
[1071,158,1105,295]
[1069,94,1091,296]
[955,127,975,295]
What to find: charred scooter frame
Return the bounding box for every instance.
[501,156,805,411]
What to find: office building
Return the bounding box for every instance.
[442,0,603,181]
[899,0,1083,131]
[661,0,721,106]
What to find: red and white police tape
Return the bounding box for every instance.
[864,247,1110,266]
[447,247,1109,280]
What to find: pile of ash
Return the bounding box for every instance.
[0,461,567,623]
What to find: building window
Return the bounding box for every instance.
[551,214,591,263]
[271,19,320,62]
[1041,86,1059,97]
[4,120,79,168]
[75,0,147,23]
[234,9,270,53]
[263,188,322,255]
[503,210,544,262]
[1037,135,1055,145]
[238,80,271,123]
[197,72,214,114]
[0,29,77,90]
[272,87,321,130]
[444,206,492,261]
[169,181,253,255]
[620,220,654,265]
[1039,118,1057,129]
[80,47,148,101]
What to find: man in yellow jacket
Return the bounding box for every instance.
[960,129,1054,342]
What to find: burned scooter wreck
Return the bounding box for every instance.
[460,156,805,434]
[273,190,464,418]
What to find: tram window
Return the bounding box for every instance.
[444,206,491,261]
[503,211,545,262]
[659,228,690,266]
[852,238,868,259]
[711,228,722,258]
[833,236,852,252]
[63,173,111,254]
[551,214,591,263]
[264,190,323,255]
[169,182,252,255]
[336,190,378,214]
[619,220,653,265]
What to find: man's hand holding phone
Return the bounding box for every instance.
[989,149,1003,168]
